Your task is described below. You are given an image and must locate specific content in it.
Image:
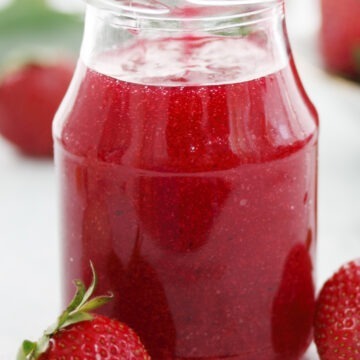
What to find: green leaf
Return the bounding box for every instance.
[78,293,114,313]
[16,340,37,360]
[67,280,87,312]
[79,261,98,308]
[61,312,93,328]
[35,336,50,356]
[44,320,59,337]
[0,0,83,67]
[49,280,87,331]
[52,310,70,332]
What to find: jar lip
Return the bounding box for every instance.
[85,0,282,17]
[86,0,170,15]
[187,0,278,4]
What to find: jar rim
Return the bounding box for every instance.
[85,0,282,17]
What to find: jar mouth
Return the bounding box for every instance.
[85,0,282,18]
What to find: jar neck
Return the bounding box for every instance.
[80,0,289,85]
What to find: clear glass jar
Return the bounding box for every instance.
[54,0,318,358]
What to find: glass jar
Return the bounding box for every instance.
[54,0,318,358]
[320,0,360,79]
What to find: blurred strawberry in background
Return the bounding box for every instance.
[0,0,83,157]
[320,0,360,80]
[0,61,74,156]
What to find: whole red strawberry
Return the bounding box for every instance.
[314,259,360,359]
[320,0,360,79]
[37,314,150,360]
[17,263,151,360]
[0,61,73,157]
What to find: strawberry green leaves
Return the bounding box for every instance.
[0,0,83,67]
[17,262,113,360]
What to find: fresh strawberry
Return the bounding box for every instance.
[0,61,73,157]
[320,0,360,79]
[17,263,151,360]
[314,259,360,359]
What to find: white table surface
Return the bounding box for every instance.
[1,1,360,359]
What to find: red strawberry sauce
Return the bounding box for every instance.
[55,36,318,359]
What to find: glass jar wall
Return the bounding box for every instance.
[54,0,319,358]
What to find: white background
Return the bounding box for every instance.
[1,0,360,359]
